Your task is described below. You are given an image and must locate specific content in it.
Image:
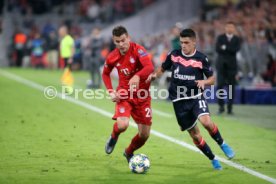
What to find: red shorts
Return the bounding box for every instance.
[112,97,152,126]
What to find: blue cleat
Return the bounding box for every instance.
[220,142,235,159]
[211,159,222,170]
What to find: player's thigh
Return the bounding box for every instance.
[173,100,197,131]
[131,98,152,126]
[193,97,210,118]
[198,113,214,131]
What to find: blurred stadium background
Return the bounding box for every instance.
[0,0,275,103]
[0,0,276,184]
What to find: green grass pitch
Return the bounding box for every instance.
[0,68,276,184]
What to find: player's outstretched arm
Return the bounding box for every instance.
[146,66,165,83]
[195,75,215,90]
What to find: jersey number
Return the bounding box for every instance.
[145,107,151,118]
[199,100,207,109]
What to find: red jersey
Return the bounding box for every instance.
[102,42,154,98]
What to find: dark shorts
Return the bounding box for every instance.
[173,95,210,131]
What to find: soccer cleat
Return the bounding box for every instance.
[220,142,235,159]
[123,151,133,163]
[227,111,234,115]
[217,109,224,115]
[211,159,222,170]
[105,136,117,154]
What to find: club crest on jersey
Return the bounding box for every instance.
[130,57,135,64]
[119,107,125,113]
[138,49,148,57]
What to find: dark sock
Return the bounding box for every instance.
[111,122,125,140]
[194,138,215,160]
[125,134,147,155]
[209,124,224,145]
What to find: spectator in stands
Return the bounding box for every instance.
[215,21,241,115]
[12,28,27,67]
[46,31,59,69]
[0,19,2,33]
[99,0,113,23]
[262,54,276,86]
[42,21,56,39]
[72,33,82,70]
[239,35,257,79]
[87,0,100,22]
[170,26,181,50]
[87,27,104,89]
[30,32,45,68]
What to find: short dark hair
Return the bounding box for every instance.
[112,26,128,37]
[180,29,196,39]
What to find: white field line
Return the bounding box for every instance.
[152,109,173,118]
[1,70,275,184]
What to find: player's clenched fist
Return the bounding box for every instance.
[110,91,120,102]
[128,75,140,92]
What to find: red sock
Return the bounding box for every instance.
[208,124,224,145]
[193,137,206,148]
[208,124,218,135]
[125,134,147,155]
[111,122,125,140]
[193,137,215,160]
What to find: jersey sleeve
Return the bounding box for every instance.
[202,56,213,78]
[135,47,154,80]
[161,52,173,71]
[102,56,115,93]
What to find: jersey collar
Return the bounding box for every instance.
[181,49,196,57]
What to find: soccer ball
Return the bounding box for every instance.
[129,154,150,174]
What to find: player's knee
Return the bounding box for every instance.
[193,133,202,142]
[117,118,129,130]
[189,130,201,142]
[200,117,212,129]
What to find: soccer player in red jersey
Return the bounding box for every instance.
[102,26,154,162]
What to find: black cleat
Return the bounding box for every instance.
[123,151,133,163]
[105,136,117,154]
[217,109,224,115]
[227,111,234,115]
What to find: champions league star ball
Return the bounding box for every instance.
[129,154,150,174]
